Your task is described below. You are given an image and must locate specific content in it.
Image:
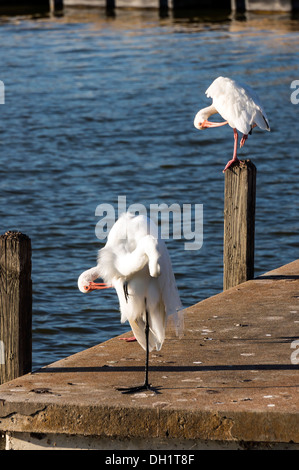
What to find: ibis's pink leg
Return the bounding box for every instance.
[240,134,248,147]
[223,128,240,172]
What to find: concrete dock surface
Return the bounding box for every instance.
[0,260,298,450]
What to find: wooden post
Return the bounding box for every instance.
[106,0,115,11]
[0,231,32,385]
[159,0,169,11]
[50,0,63,12]
[223,160,256,291]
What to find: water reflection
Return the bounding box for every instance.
[1,5,299,32]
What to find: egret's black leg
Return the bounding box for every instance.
[123,281,129,302]
[117,304,161,394]
[144,306,150,387]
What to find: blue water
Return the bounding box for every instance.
[0,8,298,369]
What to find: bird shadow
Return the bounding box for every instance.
[35,363,299,374]
[33,364,299,395]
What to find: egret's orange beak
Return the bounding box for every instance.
[83,282,113,293]
[201,119,228,128]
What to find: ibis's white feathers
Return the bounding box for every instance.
[80,212,183,352]
[205,76,270,134]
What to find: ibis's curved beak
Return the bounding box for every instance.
[83,282,113,292]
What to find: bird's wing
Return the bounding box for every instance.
[252,106,270,131]
[97,212,160,282]
[117,275,166,352]
[206,76,270,134]
[97,212,183,349]
[100,234,159,280]
[240,80,270,131]
[146,281,167,350]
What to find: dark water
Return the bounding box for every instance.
[0,8,298,369]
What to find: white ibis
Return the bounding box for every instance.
[78,212,183,394]
[194,76,270,172]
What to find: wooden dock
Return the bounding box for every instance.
[0,259,298,450]
[61,0,299,12]
[0,0,298,15]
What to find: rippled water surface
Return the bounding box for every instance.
[0,8,298,369]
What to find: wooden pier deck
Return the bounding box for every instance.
[61,0,299,12]
[0,259,299,450]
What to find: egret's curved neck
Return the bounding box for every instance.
[201,105,218,120]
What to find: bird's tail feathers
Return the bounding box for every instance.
[167,308,184,340]
[253,109,270,131]
[156,243,184,338]
[129,317,164,352]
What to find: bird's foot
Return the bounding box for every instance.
[240,134,248,147]
[223,157,240,173]
[116,383,161,395]
[118,336,136,342]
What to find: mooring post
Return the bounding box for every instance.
[106,0,115,11]
[49,0,63,12]
[159,0,169,10]
[0,231,32,385]
[223,160,256,291]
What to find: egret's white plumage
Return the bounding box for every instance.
[78,212,183,392]
[194,76,270,171]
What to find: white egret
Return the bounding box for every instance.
[78,212,183,394]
